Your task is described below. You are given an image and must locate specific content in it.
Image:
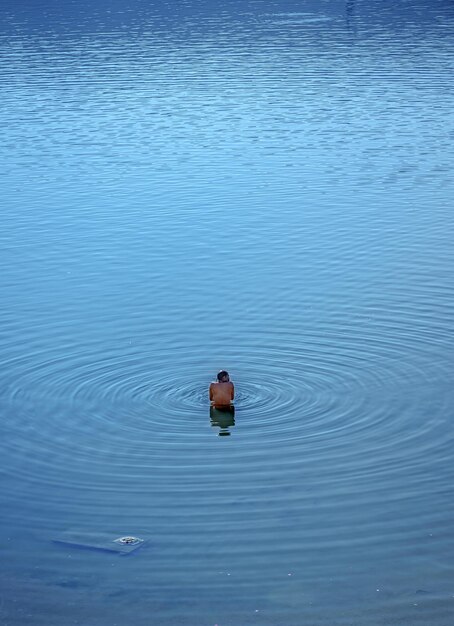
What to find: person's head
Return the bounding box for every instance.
[217,370,230,382]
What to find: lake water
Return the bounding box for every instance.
[1,0,453,624]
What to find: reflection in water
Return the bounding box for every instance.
[346,0,356,34]
[1,0,454,624]
[210,405,235,437]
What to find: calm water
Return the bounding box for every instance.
[1,0,454,624]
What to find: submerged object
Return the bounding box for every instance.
[53,530,146,555]
[114,536,143,546]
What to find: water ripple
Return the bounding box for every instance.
[1,1,454,623]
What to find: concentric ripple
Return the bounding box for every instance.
[1,0,454,623]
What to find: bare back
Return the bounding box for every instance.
[209,381,234,407]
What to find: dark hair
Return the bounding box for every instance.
[217,370,229,381]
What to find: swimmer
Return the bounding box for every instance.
[209,370,234,408]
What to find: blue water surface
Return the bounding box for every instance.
[1,1,454,624]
